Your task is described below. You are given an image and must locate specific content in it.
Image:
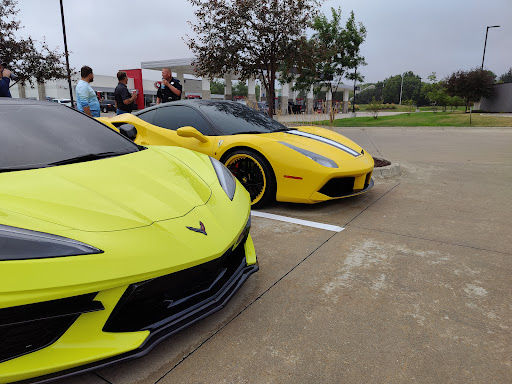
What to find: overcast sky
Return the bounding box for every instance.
[14,0,511,84]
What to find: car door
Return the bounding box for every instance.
[142,105,215,155]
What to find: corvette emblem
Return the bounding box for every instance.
[187,221,207,235]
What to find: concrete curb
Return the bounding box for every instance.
[373,162,401,178]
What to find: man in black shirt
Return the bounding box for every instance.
[156,67,182,104]
[114,71,137,115]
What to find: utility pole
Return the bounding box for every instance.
[481,25,500,70]
[59,0,74,106]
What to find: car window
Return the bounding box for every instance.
[136,109,157,125]
[152,105,215,136]
[199,101,288,135]
[0,103,139,170]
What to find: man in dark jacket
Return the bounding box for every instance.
[156,67,182,104]
[0,61,12,98]
[114,71,137,115]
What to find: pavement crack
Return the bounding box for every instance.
[344,183,401,226]
[93,372,114,384]
[362,128,383,157]
[155,231,339,383]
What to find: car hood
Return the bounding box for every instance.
[256,126,365,162]
[0,147,214,232]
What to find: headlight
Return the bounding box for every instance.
[0,224,103,261]
[210,157,236,200]
[279,142,338,168]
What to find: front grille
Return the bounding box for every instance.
[318,177,355,198]
[0,293,103,363]
[104,236,252,333]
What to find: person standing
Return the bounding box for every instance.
[0,61,12,98]
[76,65,100,117]
[156,67,182,104]
[114,71,137,115]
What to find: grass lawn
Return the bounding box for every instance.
[316,112,512,127]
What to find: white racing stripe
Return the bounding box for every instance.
[287,130,361,157]
[251,211,344,232]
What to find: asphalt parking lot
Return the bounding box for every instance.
[67,126,512,384]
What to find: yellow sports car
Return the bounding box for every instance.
[0,99,257,383]
[98,100,374,206]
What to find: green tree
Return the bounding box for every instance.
[210,80,225,95]
[498,68,512,83]
[445,68,496,112]
[447,95,464,112]
[0,0,68,88]
[232,81,248,97]
[421,73,450,111]
[382,72,421,104]
[352,82,384,104]
[293,7,367,122]
[187,0,321,116]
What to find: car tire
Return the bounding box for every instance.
[223,149,276,207]
[102,107,108,113]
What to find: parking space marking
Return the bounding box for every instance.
[251,211,344,232]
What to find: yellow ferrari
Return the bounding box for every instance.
[98,100,374,206]
[0,99,257,383]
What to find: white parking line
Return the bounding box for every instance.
[251,211,344,232]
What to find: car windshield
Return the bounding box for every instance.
[199,101,291,135]
[0,102,140,172]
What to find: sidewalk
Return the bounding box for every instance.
[276,111,406,124]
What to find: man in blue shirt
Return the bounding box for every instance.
[0,61,12,98]
[76,66,100,117]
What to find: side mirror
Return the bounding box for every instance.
[118,123,137,141]
[177,126,209,143]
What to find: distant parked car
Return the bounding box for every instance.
[100,99,116,113]
[53,98,73,107]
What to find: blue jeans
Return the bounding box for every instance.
[116,109,128,115]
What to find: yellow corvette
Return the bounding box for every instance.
[98,100,374,206]
[0,99,257,383]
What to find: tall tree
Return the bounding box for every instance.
[445,69,495,111]
[382,71,421,104]
[0,0,68,88]
[187,0,321,116]
[420,72,449,110]
[232,81,248,97]
[210,80,225,95]
[293,7,367,121]
[498,68,512,83]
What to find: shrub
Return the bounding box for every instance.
[367,97,381,119]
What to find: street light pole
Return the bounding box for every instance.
[481,25,500,70]
[399,73,404,105]
[59,0,74,106]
